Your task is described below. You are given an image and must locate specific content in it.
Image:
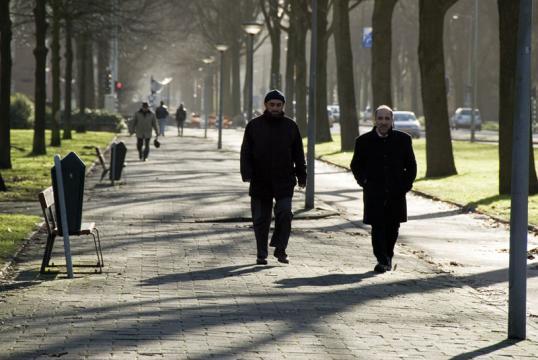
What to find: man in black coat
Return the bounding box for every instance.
[350,105,417,273]
[240,89,307,265]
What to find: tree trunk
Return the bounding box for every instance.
[63,12,73,139]
[371,0,397,108]
[76,35,87,115]
[418,0,458,177]
[231,39,242,125]
[334,0,359,151]
[498,0,538,194]
[315,0,332,143]
[284,19,296,119]
[0,172,5,191]
[50,0,61,147]
[32,0,48,155]
[97,39,109,109]
[293,0,308,134]
[0,0,13,169]
[222,51,233,118]
[85,39,95,109]
[269,0,281,88]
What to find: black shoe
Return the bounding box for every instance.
[374,263,386,273]
[274,249,289,264]
[256,258,267,265]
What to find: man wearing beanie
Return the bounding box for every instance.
[240,89,307,265]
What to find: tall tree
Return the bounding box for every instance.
[371,0,397,108]
[315,0,331,143]
[63,4,73,139]
[290,0,309,134]
[334,0,360,151]
[50,0,61,146]
[32,0,48,155]
[76,33,88,116]
[260,0,283,89]
[0,0,13,169]
[498,0,538,194]
[418,0,458,177]
[283,0,295,119]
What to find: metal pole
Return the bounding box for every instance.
[54,155,73,278]
[508,0,532,340]
[111,143,116,186]
[204,70,208,139]
[470,0,478,142]
[247,34,254,123]
[218,50,224,149]
[305,0,317,210]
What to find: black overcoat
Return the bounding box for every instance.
[240,111,307,200]
[350,128,417,224]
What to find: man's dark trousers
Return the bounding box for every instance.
[371,217,400,267]
[251,197,292,259]
[136,137,150,160]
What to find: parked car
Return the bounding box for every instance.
[327,105,340,123]
[393,111,421,139]
[451,107,482,130]
[360,105,372,122]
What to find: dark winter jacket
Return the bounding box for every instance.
[350,128,416,224]
[240,111,307,199]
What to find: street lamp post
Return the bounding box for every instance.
[215,44,229,150]
[242,22,263,125]
[202,56,215,139]
[453,3,478,142]
[305,0,317,210]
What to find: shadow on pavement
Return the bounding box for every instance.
[4,265,537,360]
[408,209,462,221]
[275,271,376,288]
[139,264,276,286]
[450,338,523,359]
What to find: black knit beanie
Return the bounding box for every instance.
[264,89,286,103]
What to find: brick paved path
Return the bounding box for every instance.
[1,131,537,359]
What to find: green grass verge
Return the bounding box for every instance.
[0,130,116,202]
[314,135,538,226]
[0,214,41,266]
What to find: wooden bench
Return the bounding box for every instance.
[95,147,109,182]
[38,186,103,274]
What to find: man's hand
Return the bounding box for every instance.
[298,181,306,189]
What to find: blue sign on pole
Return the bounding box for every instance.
[362,27,373,48]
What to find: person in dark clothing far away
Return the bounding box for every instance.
[131,102,159,161]
[175,104,187,137]
[155,101,169,136]
[350,104,417,273]
[240,89,307,265]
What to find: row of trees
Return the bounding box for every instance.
[1,0,536,197]
[242,0,536,195]
[0,0,186,169]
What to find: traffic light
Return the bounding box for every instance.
[104,70,112,92]
[114,81,123,92]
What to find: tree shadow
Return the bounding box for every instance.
[275,271,376,288]
[139,264,276,286]
[408,209,462,221]
[463,194,510,209]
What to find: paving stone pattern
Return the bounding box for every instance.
[1,131,537,359]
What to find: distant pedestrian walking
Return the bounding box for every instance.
[350,105,417,273]
[131,102,159,161]
[240,89,307,265]
[175,104,187,136]
[155,101,169,136]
